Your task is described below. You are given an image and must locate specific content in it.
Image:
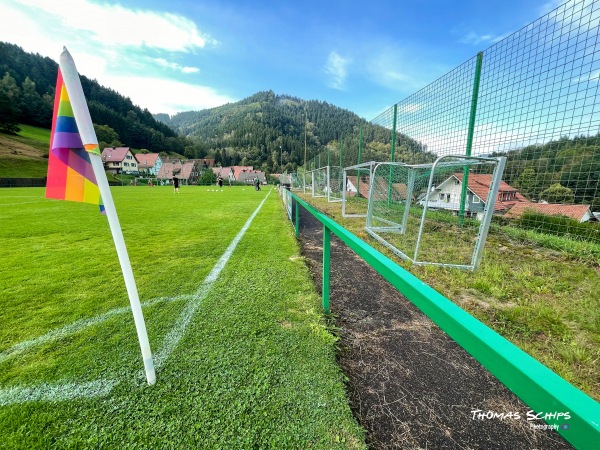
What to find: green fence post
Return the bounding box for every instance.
[295,201,299,237]
[357,126,363,197]
[339,137,343,191]
[388,104,398,205]
[459,51,483,225]
[322,226,331,314]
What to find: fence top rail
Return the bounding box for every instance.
[343,161,379,171]
[291,192,600,449]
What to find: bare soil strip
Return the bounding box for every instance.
[296,205,573,450]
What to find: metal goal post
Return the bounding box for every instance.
[365,155,507,270]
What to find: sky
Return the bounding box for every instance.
[0,0,566,120]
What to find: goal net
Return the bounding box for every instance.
[366,155,507,270]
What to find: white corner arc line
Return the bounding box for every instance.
[0,190,272,405]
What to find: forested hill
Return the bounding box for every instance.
[0,42,187,154]
[155,91,435,172]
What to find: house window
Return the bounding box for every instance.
[439,193,445,201]
[473,197,480,203]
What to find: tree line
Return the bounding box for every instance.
[493,134,600,211]
[0,42,197,156]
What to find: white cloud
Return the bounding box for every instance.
[181,67,200,74]
[103,75,234,115]
[0,0,231,114]
[539,0,567,16]
[458,31,507,46]
[324,51,350,90]
[8,0,215,52]
[151,58,200,74]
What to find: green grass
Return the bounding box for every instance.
[304,194,600,402]
[0,125,51,178]
[16,124,51,145]
[0,158,49,178]
[0,186,365,449]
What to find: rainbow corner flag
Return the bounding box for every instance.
[46,68,105,213]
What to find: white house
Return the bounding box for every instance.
[101,147,139,174]
[421,173,528,220]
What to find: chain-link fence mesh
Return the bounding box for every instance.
[306,0,600,247]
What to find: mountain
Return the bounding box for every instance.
[0,42,189,154]
[155,90,435,172]
[0,42,434,173]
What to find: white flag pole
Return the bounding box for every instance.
[60,47,156,385]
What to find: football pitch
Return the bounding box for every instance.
[0,186,365,449]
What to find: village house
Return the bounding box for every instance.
[420,173,529,220]
[157,159,200,185]
[210,166,266,185]
[136,153,163,176]
[101,147,139,174]
[237,170,266,185]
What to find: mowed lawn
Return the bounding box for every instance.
[0,186,365,449]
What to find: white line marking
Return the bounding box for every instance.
[0,380,119,406]
[154,189,272,369]
[0,190,272,405]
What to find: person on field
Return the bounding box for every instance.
[217,176,223,188]
[173,176,179,193]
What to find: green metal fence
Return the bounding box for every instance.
[307,0,600,245]
[285,189,600,449]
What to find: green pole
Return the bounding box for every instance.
[339,138,343,191]
[459,51,483,225]
[328,143,331,167]
[295,201,299,237]
[388,104,398,205]
[357,126,363,197]
[322,226,331,314]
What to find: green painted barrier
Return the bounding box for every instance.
[291,192,600,450]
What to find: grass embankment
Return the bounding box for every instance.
[0,125,50,178]
[0,187,365,449]
[305,194,600,402]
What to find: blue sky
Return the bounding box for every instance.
[0,0,565,119]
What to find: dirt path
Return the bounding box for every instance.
[295,204,573,450]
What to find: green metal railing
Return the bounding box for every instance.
[288,190,600,449]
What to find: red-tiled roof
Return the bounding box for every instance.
[233,166,254,180]
[452,173,528,211]
[101,147,136,163]
[157,160,198,180]
[136,153,159,169]
[505,203,592,222]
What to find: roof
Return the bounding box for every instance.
[136,153,160,169]
[157,159,197,180]
[233,166,254,180]
[505,203,593,222]
[451,173,528,211]
[101,147,137,163]
[238,170,266,183]
[346,176,408,199]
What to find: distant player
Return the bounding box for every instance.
[173,177,179,193]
